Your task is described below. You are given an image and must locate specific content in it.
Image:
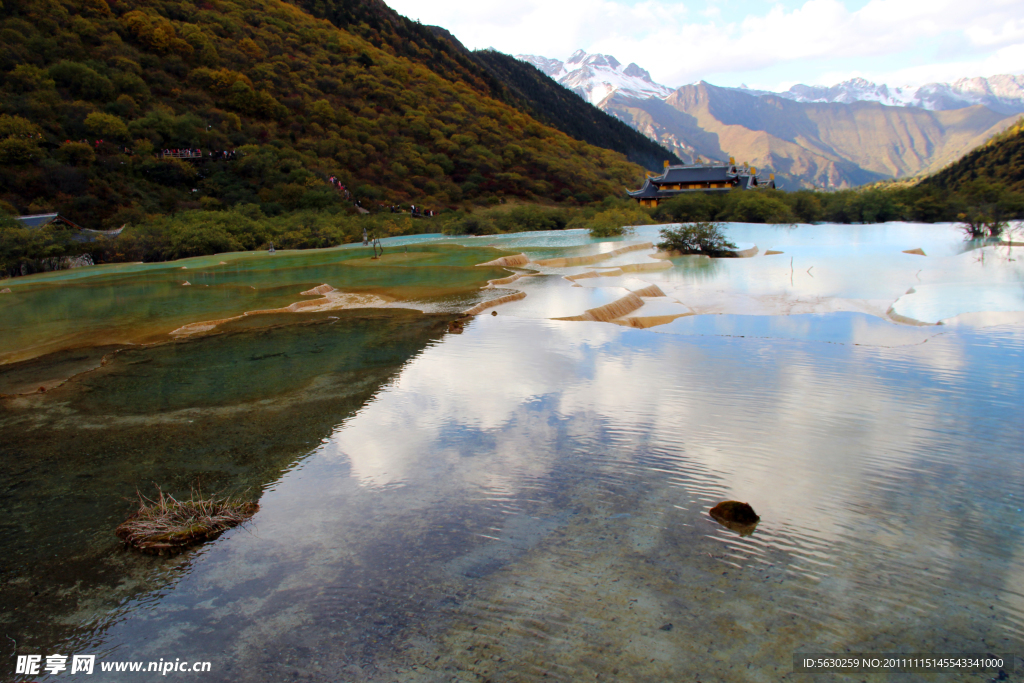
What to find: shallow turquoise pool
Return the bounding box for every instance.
[2,223,1022,681]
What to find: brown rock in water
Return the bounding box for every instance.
[448,319,466,334]
[709,501,760,536]
[491,310,498,316]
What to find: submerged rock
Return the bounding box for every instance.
[448,317,471,334]
[709,501,760,536]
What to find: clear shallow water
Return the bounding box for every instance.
[403,222,1024,325]
[2,222,1024,681]
[0,244,508,364]
[4,222,1022,366]
[2,315,1023,681]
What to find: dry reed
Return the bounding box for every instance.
[116,488,258,554]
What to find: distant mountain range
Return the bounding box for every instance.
[610,82,1012,189]
[741,75,1024,116]
[517,50,1024,188]
[517,51,1024,115]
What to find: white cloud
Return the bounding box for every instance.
[384,0,1024,89]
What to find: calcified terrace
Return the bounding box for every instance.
[3,223,1024,375]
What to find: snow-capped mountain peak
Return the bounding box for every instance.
[775,75,1024,114]
[516,50,673,105]
[522,55,569,79]
[517,48,1024,115]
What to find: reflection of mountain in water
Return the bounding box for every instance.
[0,309,449,660]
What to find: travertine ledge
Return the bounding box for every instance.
[556,293,645,323]
[476,253,530,268]
[464,291,527,315]
[169,286,394,337]
[534,242,653,268]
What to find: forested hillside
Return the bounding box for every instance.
[291,0,506,100]
[290,0,679,171]
[923,118,1024,193]
[0,0,644,228]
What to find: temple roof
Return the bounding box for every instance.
[627,163,769,197]
[626,179,662,199]
[15,213,61,228]
[15,213,90,233]
[656,166,735,184]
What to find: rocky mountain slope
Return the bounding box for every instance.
[519,50,1021,188]
[605,82,1015,189]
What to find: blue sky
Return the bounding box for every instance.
[384,0,1024,90]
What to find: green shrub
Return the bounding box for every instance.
[0,137,40,164]
[0,115,42,138]
[656,221,737,256]
[569,206,652,238]
[720,192,795,224]
[442,214,497,235]
[652,193,720,223]
[47,61,114,100]
[84,112,130,140]
[493,206,567,232]
[56,142,96,166]
[588,223,633,238]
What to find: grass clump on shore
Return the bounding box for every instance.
[115,488,258,554]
